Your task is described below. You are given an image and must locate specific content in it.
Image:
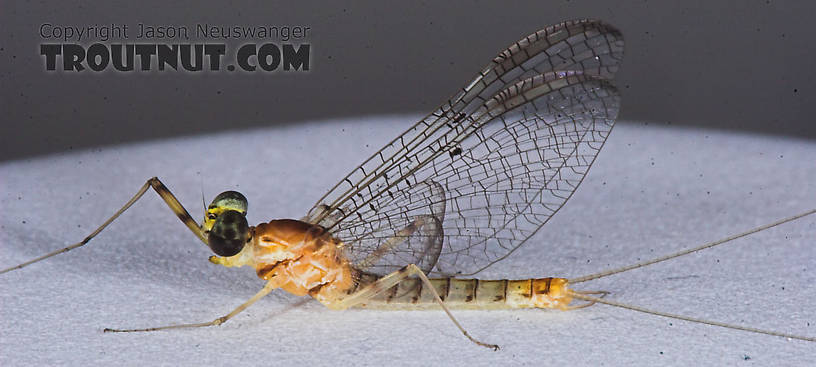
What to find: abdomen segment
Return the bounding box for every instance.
[354,276,574,310]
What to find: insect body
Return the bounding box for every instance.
[210,216,576,311]
[2,19,814,349]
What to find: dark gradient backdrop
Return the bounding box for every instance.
[2,1,814,161]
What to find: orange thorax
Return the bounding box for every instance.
[251,219,355,302]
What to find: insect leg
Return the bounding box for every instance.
[1,177,207,274]
[104,280,277,332]
[329,264,499,350]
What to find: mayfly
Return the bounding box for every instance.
[2,19,814,350]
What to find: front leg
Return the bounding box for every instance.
[1,177,206,274]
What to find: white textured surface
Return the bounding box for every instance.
[1,116,815,366]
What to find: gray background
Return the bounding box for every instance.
[2,1,814,161]
[3,118,815,365]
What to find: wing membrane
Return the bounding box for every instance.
[306,19,624,275]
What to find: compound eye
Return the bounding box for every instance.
[207,210,249,257]
[209,191,248,215]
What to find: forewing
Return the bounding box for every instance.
[306,19,622,226]
[305,19,624,275]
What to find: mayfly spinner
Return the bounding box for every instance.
[3,19,814,350]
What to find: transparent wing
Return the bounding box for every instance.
[305,19,624,276]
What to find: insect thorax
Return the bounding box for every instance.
[233,219,357,303]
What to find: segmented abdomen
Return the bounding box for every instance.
[353,274,574,310]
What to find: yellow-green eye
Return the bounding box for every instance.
[210,191,248,214]
[204,191,248,231]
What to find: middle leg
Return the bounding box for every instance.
[104,280,278,332]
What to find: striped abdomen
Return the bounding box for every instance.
[353,274,574,310]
